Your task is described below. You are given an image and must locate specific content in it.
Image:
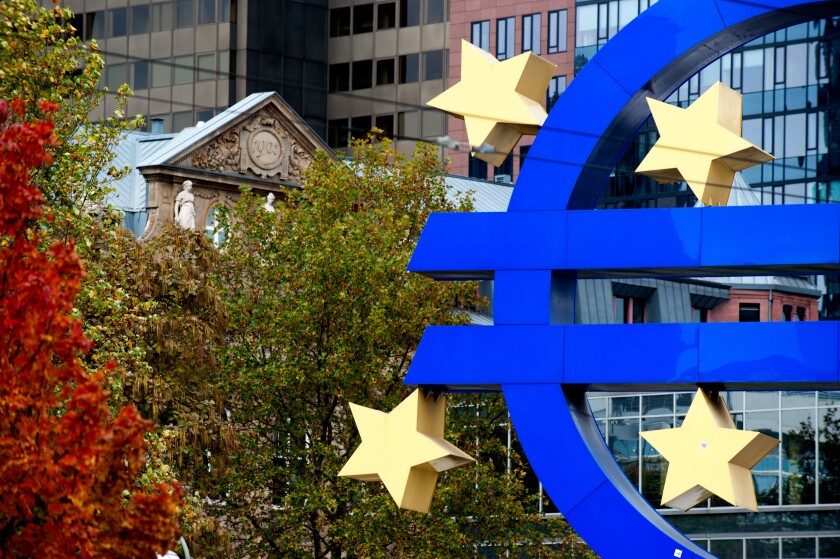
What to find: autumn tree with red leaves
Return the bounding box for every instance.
[0,99,181,558]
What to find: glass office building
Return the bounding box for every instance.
[584,390,840,558]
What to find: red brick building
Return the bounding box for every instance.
[706,277,820,323]
[446,0,575,181]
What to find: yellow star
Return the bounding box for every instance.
[636,82,774,206]
[641,388,779,512]
[339,389,475,513]
[426,40,556,167]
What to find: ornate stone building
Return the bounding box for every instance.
[108,91,332,239]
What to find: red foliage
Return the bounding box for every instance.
[0,100,181,558]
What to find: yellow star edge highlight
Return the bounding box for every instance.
[635,82,774,206]
[641,388,779,512]
[426,40,556,167]
[338,388,475,513]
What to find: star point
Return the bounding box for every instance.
[641,388,779,512]
[339,389,475,513]
[427,40,556,167]
[636,82,774,206]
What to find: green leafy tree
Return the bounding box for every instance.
[0,0,138,242]
[0,0,232,543]
[213,135,595,558]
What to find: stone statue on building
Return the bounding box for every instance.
[263,192,276,213]
[174,180,196,229]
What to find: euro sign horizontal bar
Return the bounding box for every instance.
[405,322,840,391]
[408,205,840,279]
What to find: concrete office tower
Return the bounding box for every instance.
[50,0,329,137]
[324,0,450,155]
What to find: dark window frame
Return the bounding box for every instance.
[547,10,568,54]
[496,16,515,60]
[522,13,540,54]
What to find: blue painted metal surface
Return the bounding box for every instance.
[409,205,840,279]
[408,212,566,278]
[406,322,840,389]
[504,385,711,559]
[406,1,840,558]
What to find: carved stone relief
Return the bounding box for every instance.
[191,130,240,172]
[238,115,314,181]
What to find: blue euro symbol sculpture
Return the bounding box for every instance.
[407,1,840,557]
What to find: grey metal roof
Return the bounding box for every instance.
[705,275,821,296]
[103,132,176,212]
[444,175,512,212]
[139,92,276,168]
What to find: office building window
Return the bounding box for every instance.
[197,53,215,81]
[353,4,374,34]
[399,53,419,83]
[496,17,514,60]
[425,0,444,24]
[522,14,540,54]
[547,75,566,112]
[152,3,172,31]
[198,0,216,24]
[172,110,193,132]
[175,0,195,28]
[196,109,214,123]
[692,307,708,322]
[86,11,105,40]
[328,118,349,148]
[376,59,395,85]
[109,8,127,37]
[423,50,444,81]
[375,114,394,138]
[576,4,597,47]
[421,110,444,137]
[469,155,488,180]
[220,0,231,22]
[352,60,373,90]
[174,55,193,85]
[351,115,372,140]
[329,63,350,92]
[548,10,567,53]
[397,110,420,138]
[130,60,149,90]
[130,5,149,34]
[151,59,171,88]
[377,3,395,29]
[218,50,230,76]
[739,303,761,322]
[400,0,420,27]
[106,63,127,91]
[471,20,489,51]
[330,7,351,37]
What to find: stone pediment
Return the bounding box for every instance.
[145,92,332,186]
[135,92,334,241]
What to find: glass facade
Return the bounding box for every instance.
[598,19,840,213]
[574,2,840,320]
[584,391,840,557]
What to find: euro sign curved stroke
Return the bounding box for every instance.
[406,1,840,557]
